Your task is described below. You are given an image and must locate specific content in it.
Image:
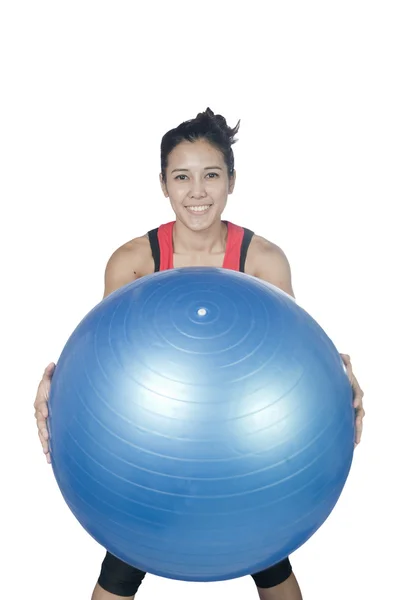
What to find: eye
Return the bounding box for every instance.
[175,174,188,181]
[206,172,219,179]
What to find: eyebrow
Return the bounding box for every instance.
[171,166,223,173]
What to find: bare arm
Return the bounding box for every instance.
[103,247,139,298]
[249,237,295,298]
[103,237,153,298]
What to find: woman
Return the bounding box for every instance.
[34,108,365,600]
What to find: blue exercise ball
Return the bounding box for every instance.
[48,267,354,582]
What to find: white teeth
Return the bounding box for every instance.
[186,205,211,212]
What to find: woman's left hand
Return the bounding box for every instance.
[341,353,365,446]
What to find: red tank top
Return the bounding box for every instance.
[148,221,254,273]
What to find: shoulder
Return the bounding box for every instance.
[245,233,295,298]
[246,234,290,270]
[104,234,154,297]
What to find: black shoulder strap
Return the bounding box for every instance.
[148,228,160,272]
[239,227,255,272]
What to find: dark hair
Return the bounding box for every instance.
[161,108,240,180]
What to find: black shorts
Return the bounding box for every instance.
[98,552,292,597]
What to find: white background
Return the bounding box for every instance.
[1,1,398,599]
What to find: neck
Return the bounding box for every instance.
[173,219,227,254]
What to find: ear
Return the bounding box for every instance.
[228,170,236,194]
[159,173,169,198]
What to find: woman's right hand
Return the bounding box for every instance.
[34,363,56,463]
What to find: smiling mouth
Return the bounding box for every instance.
[185,204,212,214]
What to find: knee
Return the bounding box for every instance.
[251,558,292,589]
[98,552,146,596]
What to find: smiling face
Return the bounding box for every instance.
[160,138,236,232]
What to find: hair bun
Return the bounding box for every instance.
[215,114,228,128]
[202,107,227,128]
[196,108,240,143]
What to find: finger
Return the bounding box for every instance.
[35,408,48,424]
[356,428,363,446]
[34,363,55,400]
[43,362,56,379]
[353,390,363,408]
[355,417,364,444]
[35,410,48,433]
[39,404,49,419]
[341,355,354,380]
[38,426,49,440]
[353,393,365,410]
[349,372,363,400]
[34,386,50,410]
[345,362,354,378]
[340,353,351,365]
[38,430,49,451]
[34,408,48,422]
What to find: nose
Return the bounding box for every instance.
[190,177,207,199]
